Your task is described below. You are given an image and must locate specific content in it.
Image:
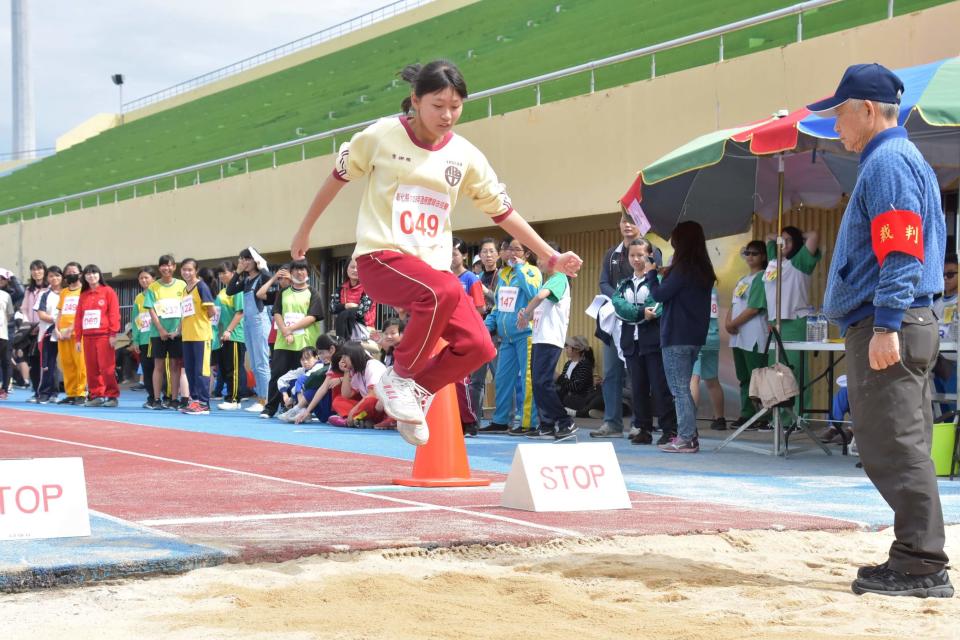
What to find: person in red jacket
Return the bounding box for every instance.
[74,264,121,407]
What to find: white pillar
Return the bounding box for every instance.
[12,0,37,160]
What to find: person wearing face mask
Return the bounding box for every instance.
[330,258,375,341]
[55,262,87,404]
[73,264,120,407]
[481,238,543,435]
[33,265,63,404]
[468,237,502,423]
[260,260,324,419]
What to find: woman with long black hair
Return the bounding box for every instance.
[641,221,715,453]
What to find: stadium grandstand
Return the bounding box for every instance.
[0,0,951,220]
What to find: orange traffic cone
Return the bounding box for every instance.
[393,341,491,487]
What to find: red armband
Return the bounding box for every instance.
[871,209,924,266]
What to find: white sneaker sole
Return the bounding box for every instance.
[397,420,429,446]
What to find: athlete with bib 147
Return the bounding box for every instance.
[291,60,583,447]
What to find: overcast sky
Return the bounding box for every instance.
[1,0,393,157]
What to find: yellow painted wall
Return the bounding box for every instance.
[56,113,122,152]
[124,0,479,123]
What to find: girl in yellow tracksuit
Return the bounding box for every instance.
[56,262,86,403]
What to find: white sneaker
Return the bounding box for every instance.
[375,367,431,424]
[627,426,641,438]
[279,407,304,423]
[244,402,265,413]
[397,420,430,446]
[218,401,241,411]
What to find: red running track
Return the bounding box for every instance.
[0,408,857,561]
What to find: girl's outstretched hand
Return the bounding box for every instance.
[290,229,310,260]
[554,252,583,277]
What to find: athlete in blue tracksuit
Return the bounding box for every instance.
[481,248,542,434]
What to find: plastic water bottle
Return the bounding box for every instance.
[817,309,829,342]
[804,307,818,342]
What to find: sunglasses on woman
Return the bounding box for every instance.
[741,250,762,257]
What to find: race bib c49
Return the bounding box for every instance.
[392,184,451,248]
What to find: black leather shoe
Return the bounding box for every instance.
[630,430,653,445]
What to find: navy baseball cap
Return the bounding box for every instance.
[806,63,904,114]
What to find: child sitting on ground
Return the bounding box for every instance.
[283,336,341,424]
[328,342,388,428]
[275,347,325,420]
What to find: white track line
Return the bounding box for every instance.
[0,429,582,537]
[139,506,436,527]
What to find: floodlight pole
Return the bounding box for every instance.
[112,74,125,125]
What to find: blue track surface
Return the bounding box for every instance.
[4,387,958,529]
[0,511,227,591]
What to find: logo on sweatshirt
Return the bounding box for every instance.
[444,165,462,187]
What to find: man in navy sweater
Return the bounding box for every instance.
[811,63,952,598]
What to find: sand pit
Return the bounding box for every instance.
[2,526,957,640]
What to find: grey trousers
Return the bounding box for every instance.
[846,308,949,574]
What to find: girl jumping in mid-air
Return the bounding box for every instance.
[291,59,582,446]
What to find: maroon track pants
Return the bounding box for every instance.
[357,251,496,393]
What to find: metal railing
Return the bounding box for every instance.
[5,0,902,222]
[122,0,434,113]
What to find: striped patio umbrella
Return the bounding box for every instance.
[621,56,960,241]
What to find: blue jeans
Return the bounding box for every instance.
[662,345,701,442]
[242,290,271,399]
[601,339,624,428]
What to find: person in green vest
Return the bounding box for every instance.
[261,260,324,418]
